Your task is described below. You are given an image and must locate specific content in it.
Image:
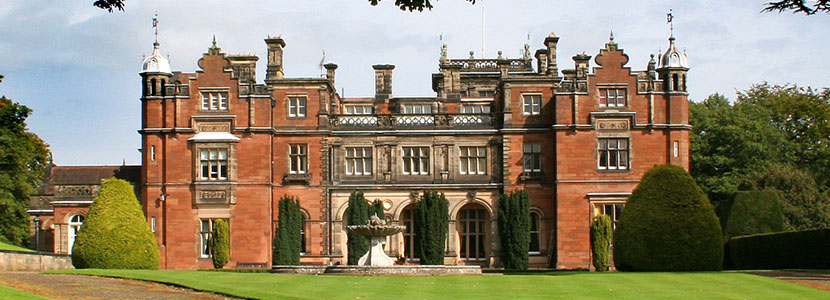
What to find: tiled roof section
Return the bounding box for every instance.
[46,165,141,185]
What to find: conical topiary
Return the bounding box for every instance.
[210,219,230,269]
[71,178,159,269]
[613,164,722,271]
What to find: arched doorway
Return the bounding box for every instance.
[457,203,489,262]
[67,214,85,254]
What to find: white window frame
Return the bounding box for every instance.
[344,105,373,115]
[289,144,308,174]
[598,138,629,170]
[401,104,432,114]
[522,94,542,115]
[598,203,625,230]
[599,88,627,107]
[462,104,491,114]
[402,146,430,175]
[459,146,487,175]
[199,149,228,180]
[529,212,541,254]
[345,147,373,176]
[67,214,84,255]
[522,143,542,174]
[288,96,307,117]
[200,219,214,258]
[201,91,229,111]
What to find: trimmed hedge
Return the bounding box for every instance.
[613,164,723,271]
[71,178,159,269]
[415,190,449,265]
[273,195,302,265]
[590,214,612,271]
[346,190,369,265]
[725,190,784,239]
[498,189,530,270]
[210,219,230,269]
[724,229,830,270]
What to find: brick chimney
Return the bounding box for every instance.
[544,32,560,76]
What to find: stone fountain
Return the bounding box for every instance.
[346,214,406,266]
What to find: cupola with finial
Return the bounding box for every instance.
[140,12,172,98]
[656,9,689,93]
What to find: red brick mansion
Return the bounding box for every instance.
[31,31,690,270]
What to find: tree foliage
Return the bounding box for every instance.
[0,96,50,247]
[346,190,370,265]
[94,0,478,12]
[274,195,302,265]
[724,190,784,239]
[690,84,830,232]
[210,219,230,269]
[414,190,449,265]
[613,164,722,271]
[590,215,612,271]
[498,189,530,270]
[71,178,159,269]
[762,0,830,15]
[740,165,830,231]
[370,199,385,219]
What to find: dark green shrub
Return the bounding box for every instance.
[210,219,230,269]
[725,190,784,239]
[590,214,612,271]
[498,189,530,270]
[725,229,830,270]
[273,195,302,265]
[613,164,723,271]
[415,190,449,265]
[371,199,385,219]
[346,190,369,265]
[71,178,159,269]
[740,165,830,231]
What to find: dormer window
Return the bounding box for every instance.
[401,104,432,114]
[344,105,373,115]
[201,92,229,111]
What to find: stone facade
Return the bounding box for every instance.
[28,31,688,270]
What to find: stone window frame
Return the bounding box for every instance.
[289,144,308,174]
[529,210,542,254]
[597,138,630,170]
[198,148,229,181]
[458,146,487,175]
[598,87,627,108]
[287,95,307,118]
[461,104,491,114]
[199,90,230,112]
[521,93,542,116]
[192,143,237,183]
[522,143,542,175]
[457,203,489,261]
[344,146,373,176]
[199,219,228,258]
[401,146,430,175]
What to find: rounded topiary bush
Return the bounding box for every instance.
[613,164,722,271]
[71,178,159,269]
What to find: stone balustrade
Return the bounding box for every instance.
[330,113,498,130]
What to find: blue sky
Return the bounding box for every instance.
[0,0,828,165]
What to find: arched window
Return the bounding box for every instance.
[401,204,418,260]
[67,214,85,254]
[150,78,157,96]
[529,212,541,254]
[672,74,679,91]
[458,204,489,261]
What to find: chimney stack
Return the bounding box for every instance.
[264,36,286,80]
[373,64,394,102]
[324,63,338,87]
[544,32,560,76]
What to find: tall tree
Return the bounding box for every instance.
[739,164,830,231]
[498,189,530,270]
[0,96,50,246]
[414,190,449,265]
[346,190,370,265]
[274,195,302,265]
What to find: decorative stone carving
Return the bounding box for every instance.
[200,190,227,202]
[198,123,231,133]
[56,185,99,196]
[467,190,477,202]
[596,120,629,130]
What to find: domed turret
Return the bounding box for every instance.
[140,41,172,75]
[658,37,689,69]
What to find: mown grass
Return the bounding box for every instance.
[50,269,828,300]
[0,242,33,252]
[0,284,54,300]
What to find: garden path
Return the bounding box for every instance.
[746,270,830,291]
[0,272,240,300]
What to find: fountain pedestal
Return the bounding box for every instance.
[358,236,395,266]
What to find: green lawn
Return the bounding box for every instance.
[0,241,33,252]
[50,269,827,300]
[0,284,53,300]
